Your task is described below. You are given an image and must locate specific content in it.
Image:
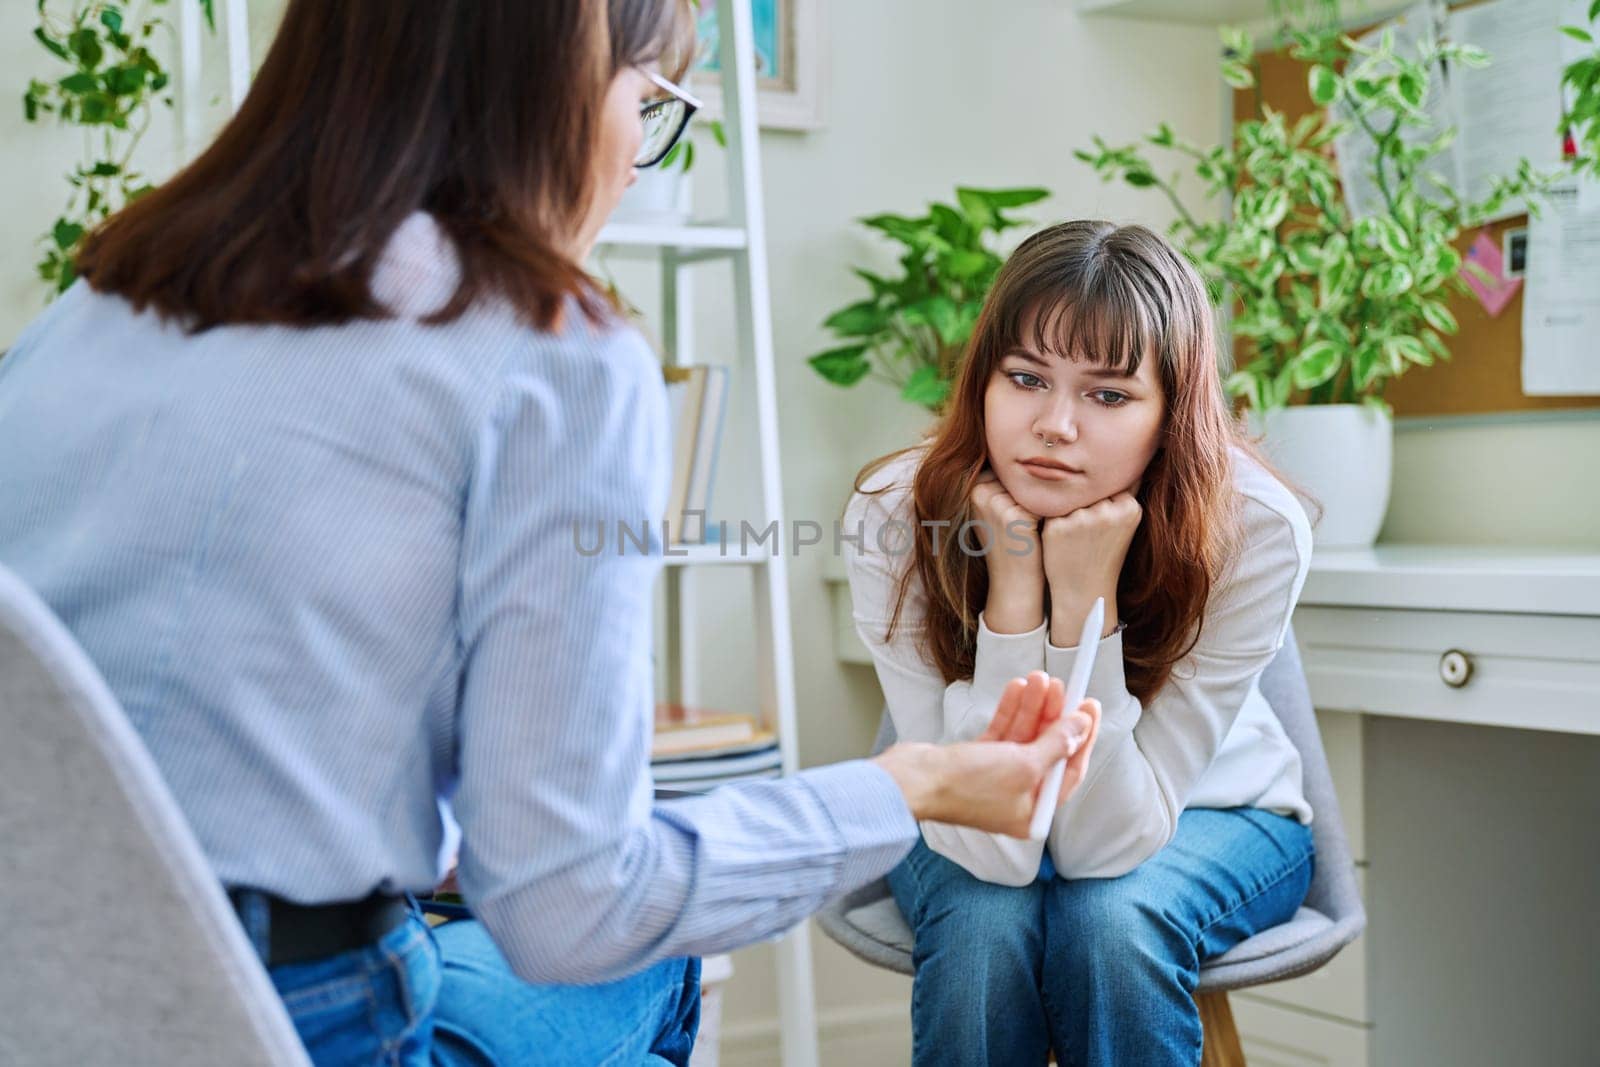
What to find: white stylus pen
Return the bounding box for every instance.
[1026,596,1104,842]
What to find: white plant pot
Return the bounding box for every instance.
[611,164,691,224]
[1248,403,1393,548]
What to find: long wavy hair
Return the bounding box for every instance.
[854,220,1264,704]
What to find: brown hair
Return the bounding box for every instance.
[855,220,1262,704]
[76,0,695,334]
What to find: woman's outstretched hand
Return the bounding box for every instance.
[874,670,1101,839]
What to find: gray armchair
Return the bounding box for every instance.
[0,562,310,1066]
[817,628,1366,1058]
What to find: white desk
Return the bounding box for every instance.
[1235,545,1600,1067]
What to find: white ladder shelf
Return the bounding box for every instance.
[596,1,818,1064]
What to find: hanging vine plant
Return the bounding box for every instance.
[22,0,215,297]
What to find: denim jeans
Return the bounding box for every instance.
[249,903,701,1065]
[886,807,1315,1067]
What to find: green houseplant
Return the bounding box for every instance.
[1076,20,1550,545]
[1079,24,1547,413]
[1563,1,1600,178]
[807,185,1049,412]
[23,0,215,297]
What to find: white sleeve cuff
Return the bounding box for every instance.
[972,611,1047,700]
[1045,624,1139,732]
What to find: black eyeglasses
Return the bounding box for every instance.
[635,70,703,168]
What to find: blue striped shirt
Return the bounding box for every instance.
[0,212,916,984]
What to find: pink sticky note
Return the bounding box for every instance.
[1460,230,1521,318]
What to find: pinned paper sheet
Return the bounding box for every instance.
[1460,230,1521,317]
[1522,179,1600,395]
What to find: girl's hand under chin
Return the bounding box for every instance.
[970,469,1046,634]
[1040,490,1143,645]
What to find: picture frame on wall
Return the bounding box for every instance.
[691,0,825,131]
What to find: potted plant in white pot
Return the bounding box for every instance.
[1078,19,1551,546]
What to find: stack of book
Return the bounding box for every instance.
[663,364,729,546]
[651,703,781,793]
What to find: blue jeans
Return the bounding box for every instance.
[250,904,701,1065]
[886,807,1314,1067]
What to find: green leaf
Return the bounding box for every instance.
[901,365,951,410]
[1418,300,1457,334]
[823,300,889,338]
[958,186,1049,210]
[1561,26,1594,45]
[1308,65,1338,106]
[104,64,147,95]
[1375,218,1411,258]
[33,27,70,61]
[100,9,123,33]
[860,213,930,247]
[59,72,97,93]
[52,219,85,250]
[79,93,111,123]
[1362,262,1414,298]
[1221,59,1255,90]
[808,344,871,386]
[1223,370,1257,402]
[938,249,990,280]
[1383,334,1431,367]
[1396,70,1426,111]
[68,28,104,70]
[23,92,37,122]
[1257,187,1290,229]
[955,188,998,230]
[1420,329,1452,363]
[928,203,971,244]
[852,268,895,300]
[1292,339,1342,389]
[903,297,963,345]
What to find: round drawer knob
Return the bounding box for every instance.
[1439,649,1474,688]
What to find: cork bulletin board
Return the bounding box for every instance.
[1235,8,1600,418]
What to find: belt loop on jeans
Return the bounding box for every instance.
[233,888,273,964]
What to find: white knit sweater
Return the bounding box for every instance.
[843,445,1315,886]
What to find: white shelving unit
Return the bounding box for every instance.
[597,2,818,1065]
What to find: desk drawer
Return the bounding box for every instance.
[1293,607,1600,735]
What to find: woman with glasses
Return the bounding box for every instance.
[0,2,1097,1063]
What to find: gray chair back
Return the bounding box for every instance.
[0,563,311,1066]
[824,626,1366,992]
